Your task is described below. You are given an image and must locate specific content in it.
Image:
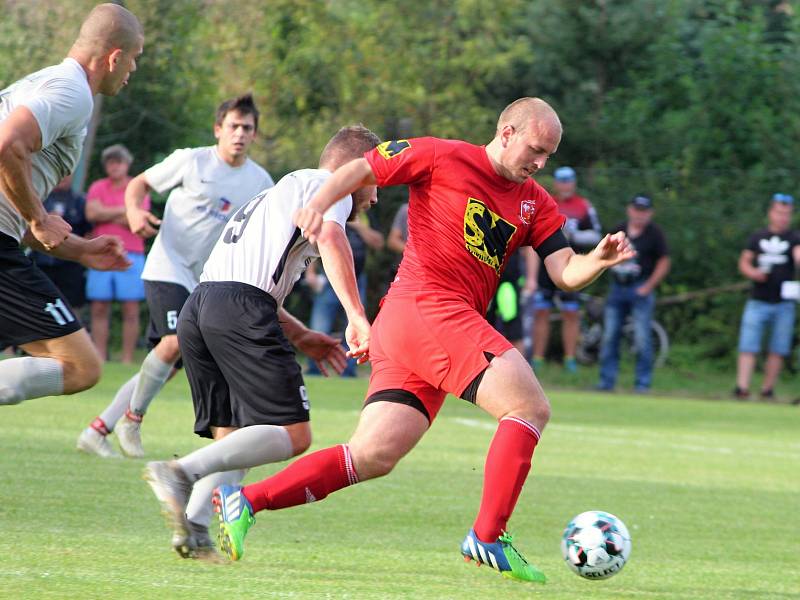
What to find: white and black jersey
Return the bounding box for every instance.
[141,146,274,293]
[201,168,352,305]
[0,58,93,241]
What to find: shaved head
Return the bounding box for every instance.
[73,3,143,55]
[497,97,562,137]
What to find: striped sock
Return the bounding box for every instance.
[473,416,541,542]
[242,444,358,513]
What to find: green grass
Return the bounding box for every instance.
[1,363,798,599]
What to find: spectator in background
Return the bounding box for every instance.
[597,194,670,392]
[530,166,602,372]
[30,174,92,313]
[387,202,409,256]
[487,248,536,354]
[85,144,150,363]
[733,194,800,400]
[306,212,384,377]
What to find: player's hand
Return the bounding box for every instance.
[127,207,161,238]
[344,313,371,365]
[590,232,636,268]
[294,330,347,376]
[79,235,132,271]
[30,213,71,251]
[293,206,324,244]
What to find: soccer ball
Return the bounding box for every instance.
[561,510,632,580]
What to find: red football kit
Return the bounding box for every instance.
[363,137,565,421]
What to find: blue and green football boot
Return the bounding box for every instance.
[214,485,255,561]
[461,529,546,583]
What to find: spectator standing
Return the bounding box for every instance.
[30,175,92,312]
[530,166,602,372]
[306,211,384,377]
[387,202,409,256]
[734,194,800,400]
[85,144,150,363]
[597,194,670,392]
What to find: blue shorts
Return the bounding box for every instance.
[86,252,145,302]
[737,299,796,356]
[532,288,580,312]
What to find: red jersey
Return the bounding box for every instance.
[365,137,565,313]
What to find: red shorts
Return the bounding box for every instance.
[366,292,513,422]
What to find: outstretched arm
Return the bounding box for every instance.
[294,159,376,244]
[125,173,161,238]
[277,307,347,376]
[544,232,636,292]
[23,229,131,271]
[317,220,371,363]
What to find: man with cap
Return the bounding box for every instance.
[529,166,602,372]
[734,193,800,400]
[85,143,151,363]
[597,194,670,392]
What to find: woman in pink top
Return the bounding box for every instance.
[85,144,150,363]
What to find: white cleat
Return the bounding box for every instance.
[116,413,145,458]
[76,427,121,459]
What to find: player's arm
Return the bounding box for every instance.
[294,159,376,244]
[316,220,371,363]
[545,232,636,292]
[125,172,161,237]
[23,228,131,271]
[738,249,767,282]
[0,106,71,249]
[277,307,347,376]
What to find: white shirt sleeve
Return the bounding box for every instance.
[322,195,353,229]
[21,78,92,149]
[144,148,196,194]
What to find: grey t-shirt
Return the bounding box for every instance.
[0,58,93,241]
[141,146,274,292]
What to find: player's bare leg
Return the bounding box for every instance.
[115,334,179,457]
[18,329,102,395]
[460,347,549,583]
[215,402,428,560]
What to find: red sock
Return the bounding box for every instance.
[473,416,541,542]
[90,417,110,436]
[242,444,359,513]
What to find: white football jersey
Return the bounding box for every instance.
[0,58,93,241]
[141,146,274,292]
[201,168,352,305]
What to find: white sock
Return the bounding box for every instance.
[0,357,63,405]
[96,374,138,432]
[185,469,247,527]
[177,424,293,482]
[129,350,173,417]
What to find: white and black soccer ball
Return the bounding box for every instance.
[561,510,632,580]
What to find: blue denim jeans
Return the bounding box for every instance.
[306,273,367,377]
[598,281,656,390]
[737,299,795,356]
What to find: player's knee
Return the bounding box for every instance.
[156,335,181,363]
[504,393,551,428]
[289,427,312,456]
[62,351,103,394]
[350,445,400,480]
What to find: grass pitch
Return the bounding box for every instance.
[0,362,797,599]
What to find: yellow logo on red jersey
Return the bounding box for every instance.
[377,140,411,159]
[463,197,517,276]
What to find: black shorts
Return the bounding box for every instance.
[178,281,309,439]
[0,233,83,348]
[38,263,87,309]
[144,279,190,347]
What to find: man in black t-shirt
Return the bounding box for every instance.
[597,195,670,392]
[734,194,800,400]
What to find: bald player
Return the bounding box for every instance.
[212,98,636,582]
[0,4,143,406]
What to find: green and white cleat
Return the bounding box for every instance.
[461,529,546,583]
[213,485,255,561]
